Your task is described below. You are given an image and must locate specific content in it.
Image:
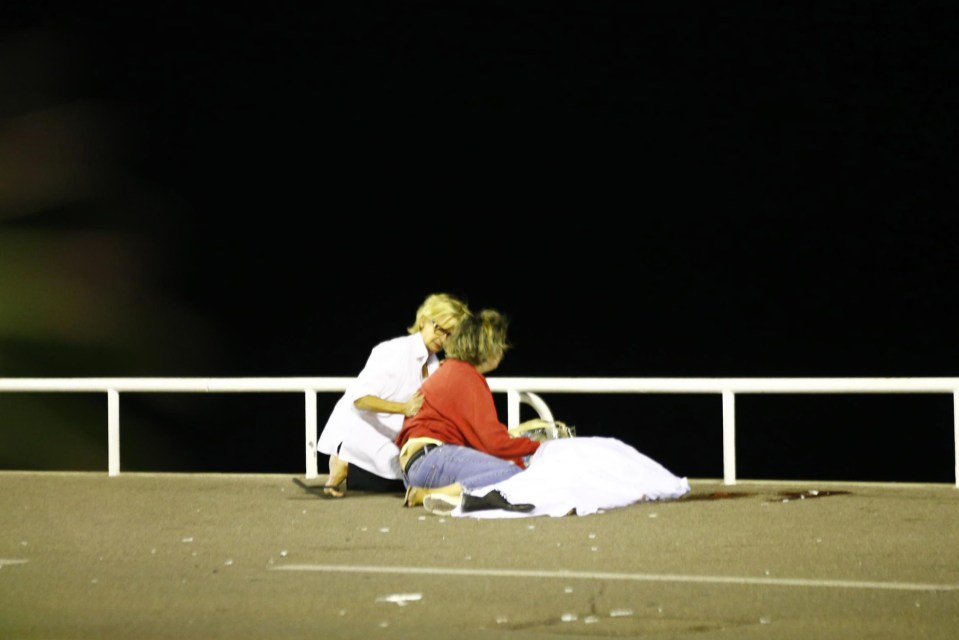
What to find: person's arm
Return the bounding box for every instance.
[458,380,540,460]
[354,391,424,418]
[347,336,425,417]
[507,418,552,438]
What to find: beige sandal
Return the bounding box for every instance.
[404,483,464,508]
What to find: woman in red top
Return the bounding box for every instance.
[395,309,543,512]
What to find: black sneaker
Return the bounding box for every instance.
[461,490,535,513]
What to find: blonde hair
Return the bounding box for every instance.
[442,309,511,365]
[407,293,472,335]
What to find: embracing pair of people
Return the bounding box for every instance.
[316,293,689,518]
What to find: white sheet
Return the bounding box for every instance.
[455,436,690,518]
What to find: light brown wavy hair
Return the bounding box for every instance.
[442,309,511,365]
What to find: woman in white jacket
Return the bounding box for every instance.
[316,293,471,497]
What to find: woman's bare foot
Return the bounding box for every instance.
[324,454,349,498]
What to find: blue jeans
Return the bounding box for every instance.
[404,445,523,491]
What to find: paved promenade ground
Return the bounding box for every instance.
[1,472,958,639]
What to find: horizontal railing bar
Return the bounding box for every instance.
[2,377,958,394]
[0,378,357,392]
[489,378,959,393]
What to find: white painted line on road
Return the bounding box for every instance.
[273,564,959,592]
[0,559,28,567]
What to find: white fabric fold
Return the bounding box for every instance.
[455,436,690,519]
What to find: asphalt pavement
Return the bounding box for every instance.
[2,472,958,639]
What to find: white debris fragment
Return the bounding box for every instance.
[224,559,234,566]
[280,550,288,557]
[495,615,509,624]
[181,537,194,543]
[376,593,423,606]
[760,616,772,624]
[0,559,29,568]
[561,613,578,622]
[564,586,574,594]
[584,615,600,624]
[379,528,390,533]
[609,608,633,617]
[648,513,658,518]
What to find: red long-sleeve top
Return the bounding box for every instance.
[395,359,540,468]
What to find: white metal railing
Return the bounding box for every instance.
[1,377,958,487]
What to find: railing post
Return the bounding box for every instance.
[108,389,120,476]
[954,391,958,489]
[305,390,318,479]
[505,389,520,428]
[722,391,736,485]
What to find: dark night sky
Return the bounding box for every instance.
[2,2,957,482]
